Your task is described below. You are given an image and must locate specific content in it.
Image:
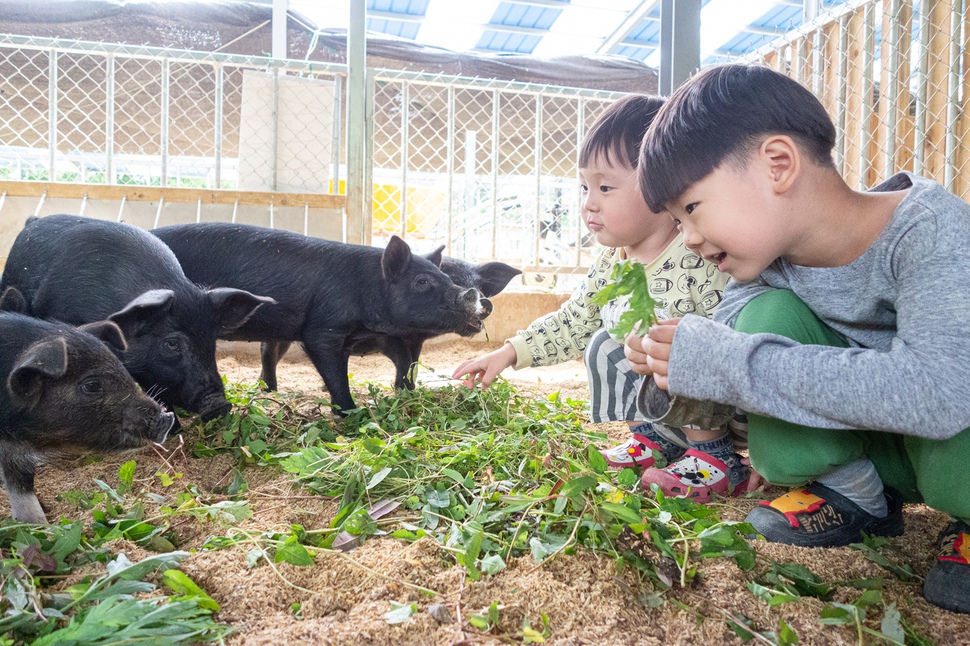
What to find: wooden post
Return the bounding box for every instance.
[923,0,953,185]
[842,6,866,189]
[957,0,970,197]
[821,21,841,120]
[893,1,916,175]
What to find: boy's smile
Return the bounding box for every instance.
[669,158,789,283]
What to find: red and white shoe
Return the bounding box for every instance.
[640,449,753,503]
[600,433,683,469]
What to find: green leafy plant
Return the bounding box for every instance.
[591,259,659,338]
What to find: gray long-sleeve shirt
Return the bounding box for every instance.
[639,172,970,440]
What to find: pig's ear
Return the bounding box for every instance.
[475,262,523,297]
[8,337,69,409]
[78,320,128,354]
[108,290,176,338]
[382,235,413,281]
[424,245,445,267]
[208,288,275,333]
[0,287,28,314]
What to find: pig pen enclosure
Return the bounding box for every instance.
[1,344,968,646]
[4,0,970,644]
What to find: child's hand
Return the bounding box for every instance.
[626,319,681,389]
[452,343,517,389]
[624,331,652,375]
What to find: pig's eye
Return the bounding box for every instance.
[80,379,102,395]
[163,339,181,353]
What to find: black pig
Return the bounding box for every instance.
[152,223,487,413]
[0,300,175,524]
[340,254,521,389]
[0,215,273,420]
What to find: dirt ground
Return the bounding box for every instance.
[14,340,970,645]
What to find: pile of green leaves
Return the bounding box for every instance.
[0,521,229,645]
[219,380,760,589]
[591,259,658,338]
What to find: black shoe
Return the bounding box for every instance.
[923,519,970,615]
[744,482,904,547]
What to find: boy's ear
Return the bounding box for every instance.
[760,135,800,195]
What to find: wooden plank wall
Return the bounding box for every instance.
[759,0,969,199]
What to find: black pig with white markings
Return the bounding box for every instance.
[0,287,175,524]
[340,254,521,389]
[0,215,274,420]
[152,223,490,413]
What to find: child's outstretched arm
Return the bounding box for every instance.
[452,343,518,389]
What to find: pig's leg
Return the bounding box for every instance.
[0,448,46,524]
[301,332,356,414]
[399,338,427,390]
[259,341,291,391]
[379,337,417,390]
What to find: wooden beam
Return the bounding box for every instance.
[923,0,952,185]
[0,181,347,210]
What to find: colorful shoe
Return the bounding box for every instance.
[600,433,684,469]
[923,519,970,615]
[640,449,752,503]
[744,482,904,547]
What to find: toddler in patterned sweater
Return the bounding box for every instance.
[452,95,755,501]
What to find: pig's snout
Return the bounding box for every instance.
[154,412,177,443]
[479,297,493,319]
[458,288,481,313]
[199,393,232,422]
[124,403,177,445]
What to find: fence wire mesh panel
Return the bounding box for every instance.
[749,0,970,199]
[0,47,50,179]
[369,70,623,286]
[0,35,629,287]
[0,35,344,193]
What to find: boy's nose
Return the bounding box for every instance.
[681,226,704,250]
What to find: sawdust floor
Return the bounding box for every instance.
[15,340,970,645]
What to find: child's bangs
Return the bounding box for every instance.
[639,130,723,213]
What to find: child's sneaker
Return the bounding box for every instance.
[640,449,753,503]
[923,519,970,615]
[744,482,904,547]
[600,428,686,469]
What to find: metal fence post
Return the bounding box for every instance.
[400,80,409,238]
[106,54,115,183]
[160,58,170,186]
[48,49,57,180]
[214,62,223,189]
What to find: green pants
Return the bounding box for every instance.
[734,289,970,522]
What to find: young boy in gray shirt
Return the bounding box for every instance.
[625,64,970,615]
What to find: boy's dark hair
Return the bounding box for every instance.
[639,64,836,213]
[580,94,665,170]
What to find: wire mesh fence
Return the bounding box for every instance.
[0,35,344,192]
[7,1,964,290]
[366,71,625,282]
[0,34,626,289]
[746,0,970,199]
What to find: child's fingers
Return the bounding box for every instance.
[647,322,679,344]
[624,337,652,375]
[452,358,482,380]
[644,337,671,362]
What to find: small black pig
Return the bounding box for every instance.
[340,254,521,389]
[0,291,175,524]
[152,223,487,413]
[0,215,274,420]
